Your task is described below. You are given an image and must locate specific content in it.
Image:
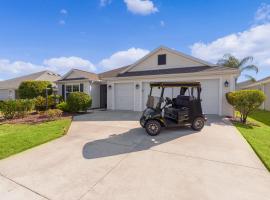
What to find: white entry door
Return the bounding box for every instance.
[114,83,134,110]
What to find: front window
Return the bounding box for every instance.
[65,84,80,98]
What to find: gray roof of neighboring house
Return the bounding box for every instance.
[241,76,270,88]
[0,70,61,90]
[57,69,100,82]
[98,65,130,79]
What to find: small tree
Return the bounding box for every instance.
[18,80,52,99]
[226,90,266,123]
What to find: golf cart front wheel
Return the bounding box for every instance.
[191,117,205,131]
[145,120,161,136]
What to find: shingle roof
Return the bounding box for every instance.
[98,65,130,79]
[0,70,61,89]
[58,69,100,81]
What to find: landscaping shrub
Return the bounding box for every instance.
[0,99,34,119]
[18,80,52,99]
[34,95,56,111]
[45,109,63,121]
[66,92,92,113]
[0,100,17,119]
[226,90,266,123]
[56,102,69,112]
[15,99,34,118]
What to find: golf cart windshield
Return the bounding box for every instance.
[146,96,162,109]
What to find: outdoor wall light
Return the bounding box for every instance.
[108,85,112,89]
[224,80,229,87]
[135,84,140,89]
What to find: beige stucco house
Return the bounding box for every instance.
[0,71,61,100]
[56,46,240,116]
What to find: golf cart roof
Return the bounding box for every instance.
[150,82,201,88]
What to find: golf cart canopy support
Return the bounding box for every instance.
[150,82,201,88]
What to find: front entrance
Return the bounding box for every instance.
[100,84,107,108]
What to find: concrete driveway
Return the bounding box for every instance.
[0,111,270,200]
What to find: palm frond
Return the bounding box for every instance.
[244,74,256,82]
[240,64,259,73]
[239,56,253,67]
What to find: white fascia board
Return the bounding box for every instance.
[103,69,239,82]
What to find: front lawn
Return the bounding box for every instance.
[234,110,270,171]
[0,118,71,159]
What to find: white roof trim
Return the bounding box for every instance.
[120,45,215,74]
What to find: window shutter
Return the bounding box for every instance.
[62,85,65,100]
[80,83,84,92]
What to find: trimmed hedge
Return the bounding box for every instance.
[226,90,266,123]
[18,81,52,99]
[66,92,92,113]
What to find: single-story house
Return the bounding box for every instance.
[240,76,270,111]
[0,70,61,100]
[56,46,240,116]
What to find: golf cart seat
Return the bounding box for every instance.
[173,95,190,108]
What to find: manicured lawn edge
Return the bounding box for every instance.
[233,110,270,171]
[0,118,72,159]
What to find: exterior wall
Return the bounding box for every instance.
[130,49,205,72]
[0,89,15,100]
[107,74,237,116]
[264,82,270,111]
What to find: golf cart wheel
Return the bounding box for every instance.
[145,120,161,136]
[191,117,205,131]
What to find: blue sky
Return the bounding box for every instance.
[0,0,270,81]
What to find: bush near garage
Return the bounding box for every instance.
[18,80,52,99]
[0,99,34,119]
[66,92,92,113]
[226,90,266,123]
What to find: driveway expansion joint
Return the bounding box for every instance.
[149,149,267,171]
[0,172,51,200]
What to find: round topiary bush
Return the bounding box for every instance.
[66,92,92,113]
[226,90,266,123]
[18,80,52,99]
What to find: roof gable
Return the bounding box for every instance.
[122,46,214,74]
[60,69,99,81]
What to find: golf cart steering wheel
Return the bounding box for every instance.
[165,97,172,105]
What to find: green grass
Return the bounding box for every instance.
[0,118,71,159]
[234,110,270,171]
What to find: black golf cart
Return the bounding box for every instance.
[140,82,206,136]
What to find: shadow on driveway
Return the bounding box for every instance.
[82,126,198,159]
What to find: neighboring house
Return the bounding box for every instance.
[236,80,254,90]
[240,76,270,111]
[0,71,61,100]
[56,46,239,116]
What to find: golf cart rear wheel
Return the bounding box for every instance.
[145,120,161,136]
[191,117,205,131]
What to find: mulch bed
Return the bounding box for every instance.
[0,112,72,125]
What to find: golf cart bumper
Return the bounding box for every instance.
[140,116,146,127]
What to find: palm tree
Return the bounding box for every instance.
[217,54,259,81]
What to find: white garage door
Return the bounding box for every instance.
[142,79,219,114]
[115,83,134,110]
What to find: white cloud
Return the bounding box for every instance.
[99,48,149,69]
[59,20,65,25]
[43,56,96,73]
[191,23,270,66]
[124,0,158,15]
[100,0,111,6]
[60,9,68,15]
[255,3,270,24]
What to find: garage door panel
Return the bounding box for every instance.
[115,83,134,110]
